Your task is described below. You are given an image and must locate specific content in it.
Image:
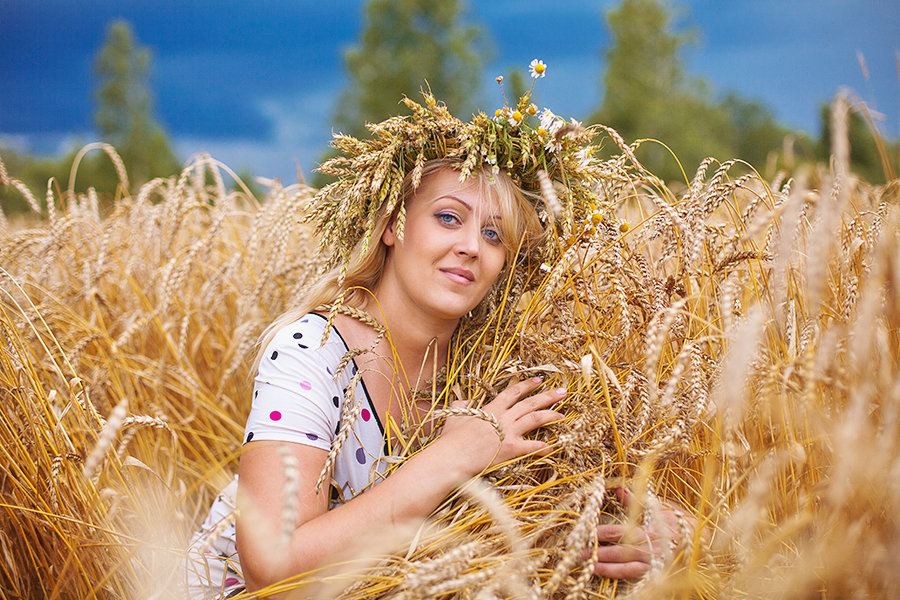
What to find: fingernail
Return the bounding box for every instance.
[555,387,567,395]
[532,376,543,383]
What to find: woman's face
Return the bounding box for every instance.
[378,168,508,323]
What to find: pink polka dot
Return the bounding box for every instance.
[299,380,312,390]
[269,410,282,421]
[361,408,371,422]
[224,577,240,587]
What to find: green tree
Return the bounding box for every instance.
[816,102,895,183]
[333,0,488,138]
[502,68,528,109]
[721,93,792,173]
[94,20,178,188]
[591,0,733,182]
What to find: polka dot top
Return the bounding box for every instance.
[244,312,389,504]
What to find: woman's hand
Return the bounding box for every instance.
[437,376,566,477]
[588,487,695,579]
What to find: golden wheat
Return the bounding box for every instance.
[1,103,899,599]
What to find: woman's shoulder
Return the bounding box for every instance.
[265,313,344,353]
[259,312,352,379]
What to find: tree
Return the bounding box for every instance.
[591,0,733,182]
[94,20,178,188]
[816,101,894,183]
[332,0,488,139]
[720,93,792,174]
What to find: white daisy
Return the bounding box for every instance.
[529,59,547,78]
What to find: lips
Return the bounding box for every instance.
[440,266,475,284]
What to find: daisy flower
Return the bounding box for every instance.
[539,108,560,134]
[529,59,547,78]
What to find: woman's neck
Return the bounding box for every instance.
[330,295,456,414]
[361,294,456,385]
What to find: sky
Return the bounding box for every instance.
[1,0,898,185]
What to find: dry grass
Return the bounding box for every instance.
[1,113,899,599]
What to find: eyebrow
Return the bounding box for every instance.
[439,194,502,222]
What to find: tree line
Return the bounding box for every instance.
[1,0,895,215]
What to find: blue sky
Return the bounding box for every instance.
[1,0,898,184]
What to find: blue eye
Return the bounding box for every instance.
[436,212,460,226]
[482,227,501,244]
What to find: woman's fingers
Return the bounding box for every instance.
[490,376,545,410]
[591,541,653,564]
[592,560,650,579]
[583,534,656,580]
[507,387,567,422]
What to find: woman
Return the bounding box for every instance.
[187,92,684,598]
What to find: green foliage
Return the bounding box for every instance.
[591,0,730,182]
[0,143,137,217]
[589,0,809,183]
[720,93,793,171]
[502,68,529,109]
[94,20,178,188]
[815,102,897,183]
[332,0,489,139]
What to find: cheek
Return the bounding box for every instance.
[483,247,507,282]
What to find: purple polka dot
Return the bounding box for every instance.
[293,332,303,339]
[306,433,318,441]
[352,364,358,375]
[355,448,366,464]
[224,577,240,586]
[271,350,278,360]
[270,410,282,421]
[326,366,332,375]
[299,381,312,391]
[361,408,371,422]
[246,432,254,442]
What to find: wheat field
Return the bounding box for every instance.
[1,104,898,599]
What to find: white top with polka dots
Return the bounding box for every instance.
[185,314,389,598]
[245,312,389,501]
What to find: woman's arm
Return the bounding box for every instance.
[236,377,566,591]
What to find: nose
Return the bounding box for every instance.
[454,220,481,258]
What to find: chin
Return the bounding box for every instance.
[429,298,480,321]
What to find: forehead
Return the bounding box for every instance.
[414,168,501,214]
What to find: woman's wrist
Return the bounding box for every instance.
[420,435,485,486]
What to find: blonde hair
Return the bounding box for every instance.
[251,158,543,374]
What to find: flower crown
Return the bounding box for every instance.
[306,60,614,281]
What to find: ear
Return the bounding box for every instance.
[382,218,397,247]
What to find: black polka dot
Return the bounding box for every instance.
[246,431,254,442]
[271,350,278,360]
[334,422,340,435]
[293,332,308,349]
[332,395,340,407]
[254,390,258,398]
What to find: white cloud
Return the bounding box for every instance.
[174,86,338,184]
[0,131,94,158]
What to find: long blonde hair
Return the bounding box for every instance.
[251,158,543,373]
